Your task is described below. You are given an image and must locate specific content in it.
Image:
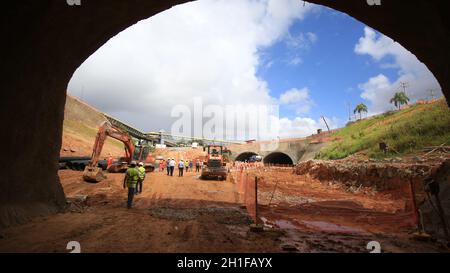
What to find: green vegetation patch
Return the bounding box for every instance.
[316,99,450,160]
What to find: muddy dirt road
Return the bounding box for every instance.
[0,170,281,253]
[0,169,446,253]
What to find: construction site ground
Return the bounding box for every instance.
[0,167,447,253]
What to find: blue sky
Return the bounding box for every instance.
[68,0,441,140]
[258,7,401,124]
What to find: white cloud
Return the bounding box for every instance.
[279,87,313,114]
[285,31,318,50]
[307,32,318,44]
[284,31,318,66]
[289,57,303,66]
[68,0,317,136]
[277,116,339,138]
[279,88,309,104]
[355,27,442,114]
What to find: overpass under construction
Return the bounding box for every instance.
[104,114,243,147]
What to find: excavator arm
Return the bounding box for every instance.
[84,121,135,182]
[88,121,135,168]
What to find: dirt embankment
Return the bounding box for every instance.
[245,168,414,233]
[292,156,450,241]
[230,167,447,252]
[151,148,207,162]
[61,95,124,158]
[294,156,448,193]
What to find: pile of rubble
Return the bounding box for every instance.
[65,195,89,213]
[294,159,445,192]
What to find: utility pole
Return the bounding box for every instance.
[400,82,409,96]
[428,89,436,101]
[346,102,351,122]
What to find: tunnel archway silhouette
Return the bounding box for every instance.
[2,0,449,227]
[263,152,294,165]
[235,152,258,162]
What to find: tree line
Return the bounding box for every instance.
[353,91,410,120]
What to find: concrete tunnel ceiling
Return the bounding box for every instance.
[263,152,294,165]
[1,0,450,227]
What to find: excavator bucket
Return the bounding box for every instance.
[83,166,107,183]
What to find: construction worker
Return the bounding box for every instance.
[166,159,170,176]
[178,160,185,177]
[185,159,190,172]
[107,154,114,169]
[160,160,165,172]
[169,158,175,176]
[123,161,139,209]
[196,159,201,173]
[189,160,193,172]
[136,162,146,195]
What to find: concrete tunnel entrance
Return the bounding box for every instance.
[263,152,294,166]
[235,152,258,162]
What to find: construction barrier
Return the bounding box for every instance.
[233,161,295,172]
[230,162,296,224]
[234,166,261,224]
[264,163,295,169]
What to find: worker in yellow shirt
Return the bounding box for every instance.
[123,161,139,209]
[185,160,190,172]
[136,162,146,195]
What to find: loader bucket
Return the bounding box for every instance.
[83,166,107,183]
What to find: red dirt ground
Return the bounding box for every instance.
[0,168,446,253]
[244,168,414,235]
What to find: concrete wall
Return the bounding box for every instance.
[1,0,449,227]
[230,139,328,164]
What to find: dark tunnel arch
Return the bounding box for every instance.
[263,152,294,165]
[235,152,258,162]
[2,0,450,228]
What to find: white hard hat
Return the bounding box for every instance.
[139,162,144,166]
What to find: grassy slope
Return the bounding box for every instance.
[316,98,450,160]
[63,95,124,154]
[63,120,124,151]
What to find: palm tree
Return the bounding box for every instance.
[354,103,368,120]
[390,92,410,110]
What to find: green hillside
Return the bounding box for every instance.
[316,98,450,160]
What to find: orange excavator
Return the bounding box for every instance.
[83,121,154,182]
